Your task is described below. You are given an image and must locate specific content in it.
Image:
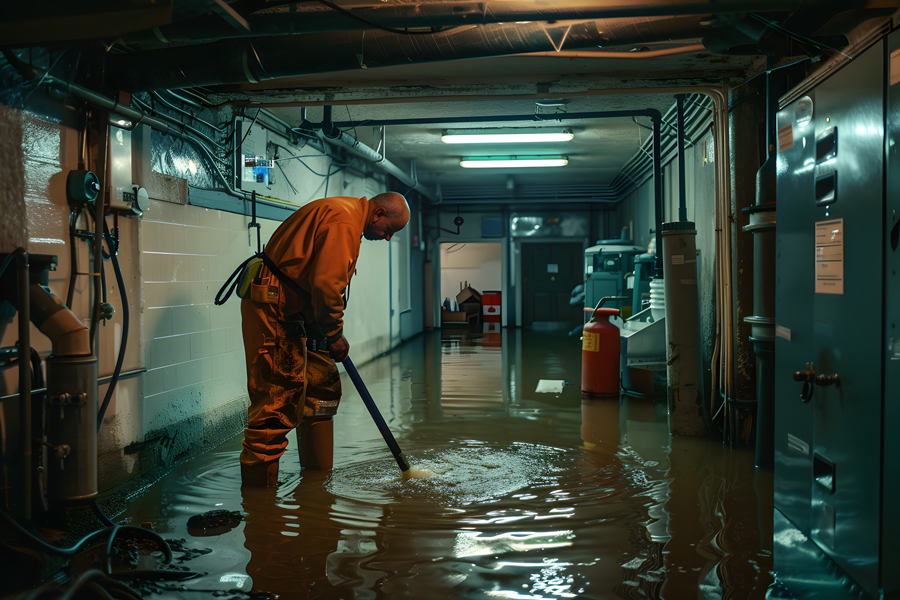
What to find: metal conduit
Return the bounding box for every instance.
[132,95,227,151]
[676,94,688,221]
[149,91,226,134]
[7,55,437,208]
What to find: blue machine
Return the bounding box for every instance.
[583,241,642,318]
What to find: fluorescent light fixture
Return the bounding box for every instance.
[460,157,568,169]
[443,128,573,144]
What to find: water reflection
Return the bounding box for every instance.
[118,329,773,599]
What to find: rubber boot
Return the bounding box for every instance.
[240,460,279,488]
[297,418,334,470]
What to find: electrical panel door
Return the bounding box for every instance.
[773,91,817,537]
[810,44,883,596]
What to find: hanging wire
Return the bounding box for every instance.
[238,109,262,149]
[749,13,853,59]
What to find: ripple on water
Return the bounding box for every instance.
[327,441,568,507]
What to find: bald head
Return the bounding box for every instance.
[364,192,410,241]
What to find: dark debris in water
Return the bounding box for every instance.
[187,510,244,537]
[166,538,215,563]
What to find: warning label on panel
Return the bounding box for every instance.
[778,124,794,153]
[815,218,843,295]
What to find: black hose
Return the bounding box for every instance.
[65,209,83,309]
[91,499,116,527]
[0,252,15,280]
[96,221,127,432]
[0,506,171,562]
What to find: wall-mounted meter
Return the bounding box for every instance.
[110,184,150,217]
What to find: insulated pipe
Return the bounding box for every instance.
[15,248,31,521]
[676,94,688,222]
[318,106,437,202]
[107,17,712,91]
[120,1,843,48]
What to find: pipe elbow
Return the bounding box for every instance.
[29,283,92,357]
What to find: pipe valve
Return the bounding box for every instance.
[48,391,88,407]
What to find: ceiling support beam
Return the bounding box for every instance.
[107,17,710,91]
[119,0,845,48]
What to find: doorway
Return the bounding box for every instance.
[439,242,501,318]
[521,241,583,325]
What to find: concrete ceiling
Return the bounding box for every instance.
[257,48,760,188]
[272,92,685,187]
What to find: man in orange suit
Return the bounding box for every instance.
[240,192,410,487]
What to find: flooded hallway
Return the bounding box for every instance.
[112,330,774,599]
[2,2,899,599]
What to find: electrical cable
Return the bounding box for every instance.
[238,109,261,150]
[749,12,852,59]
[311,0,459,35]
[343,105,358,141]
[275,161,299,195]
[19,49,68,106]
[0,252,16,286]
[96,221,128,432]
[149,91,225,134]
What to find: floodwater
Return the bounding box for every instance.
[119,329,773,599]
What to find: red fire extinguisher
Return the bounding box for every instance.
[582,307,620,397]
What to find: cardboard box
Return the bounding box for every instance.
[456,285,482,306]
[441,310,468,324]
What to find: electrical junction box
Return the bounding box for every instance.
[237,118,272,195]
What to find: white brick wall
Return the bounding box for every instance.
[140,200,278,433]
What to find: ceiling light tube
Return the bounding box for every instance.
[443,129,573,144]
[459,157,568,169]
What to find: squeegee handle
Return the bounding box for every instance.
[343,357,410,472]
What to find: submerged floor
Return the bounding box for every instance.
[118,329,773,599]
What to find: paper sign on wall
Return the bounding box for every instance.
[547,264,559,273]
[815,218,843,295]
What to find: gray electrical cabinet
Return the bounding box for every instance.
[774,38,897,598]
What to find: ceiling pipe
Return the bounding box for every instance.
[213,85,722,109]
[675,94,688,222]
[324,110,660,129]
[317,105,440,203]
[107,17,711,91]
[523,44,707,59]
[120,1,843,49]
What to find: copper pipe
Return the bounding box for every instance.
[521,43,706,58]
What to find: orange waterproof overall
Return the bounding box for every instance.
[239,196,371,467]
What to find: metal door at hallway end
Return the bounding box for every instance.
[521,242,583,325]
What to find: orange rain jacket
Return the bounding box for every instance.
[262,195,372,341]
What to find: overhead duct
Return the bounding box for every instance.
[107,16,712,91]
[118,0,841,48]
